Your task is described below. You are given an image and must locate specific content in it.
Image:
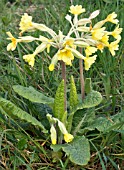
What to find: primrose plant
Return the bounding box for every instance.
[3,5,122,165]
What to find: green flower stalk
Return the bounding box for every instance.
[61,61,67,111]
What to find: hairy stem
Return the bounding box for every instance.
[61,61,67,111]
[79,49,85,100]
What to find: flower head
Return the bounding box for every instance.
[84,55,97,70]
[96,43,104,52]
[19,13,33,35]
[64,133,74,143]
[91,27,106,40]
[6,32,39,51]
[63,38,75,48]
[69,5,85,15]
[96,34,109,52]
[23,54,35,67]
[84,46,97,70]
[101,34,109,46]
[6,6,122,74]
[57,120,74,143]
[6,32,19,51]
[49,54,58,71]
[105,12,119,24]
[111,25,122,39]
[50,125,57,145]
[85,46,97,56]
[108,39,120,56]
[58,48,74,65]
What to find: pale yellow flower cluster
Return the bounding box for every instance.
[89,17,122,57]
[19,13,33,35]
[6,5,122,70]
[69,5,122,66]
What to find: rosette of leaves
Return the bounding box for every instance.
[0,77,102,165]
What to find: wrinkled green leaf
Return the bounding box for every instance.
[88,111,124,133]
[67,76,78,132]
[33,103,52,128]
[70,76,78,111]
[53,80,65,121]
[67,111,74,133]
[63,136,90,165]
[85,78,92,94]
[67,90,101,133]
[72,108,95,135]
[13,85,54,105]
[77,91,102,110]
[0,97,47,133]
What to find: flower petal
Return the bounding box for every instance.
[84,55,97,70]
[50,125,57,145]
[64,133,74,143]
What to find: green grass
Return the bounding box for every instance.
[0,0,124,169]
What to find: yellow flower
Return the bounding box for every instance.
[111,25,122,39]
[58,48,74,65]
[101,34,109,46]
[49,64,54,71]
[97,43,104,52]
[84,55,97,70]
[49,46,85,71]
[64,133,74,143]
[23,54,35,67]
[19,13,33,35]
[105,12,119,24]
[6,32,38,51]
[63,39,75,48]
[6,32,19,51]
[49,54,58,71]
[85,46,97,56]
[57,120,74,143]
[50,125,57,145]
[108,40,119,56]
[91,27,105,40]
[96,34,109,52]
[69,5,85,15]
[47,115,74,144]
